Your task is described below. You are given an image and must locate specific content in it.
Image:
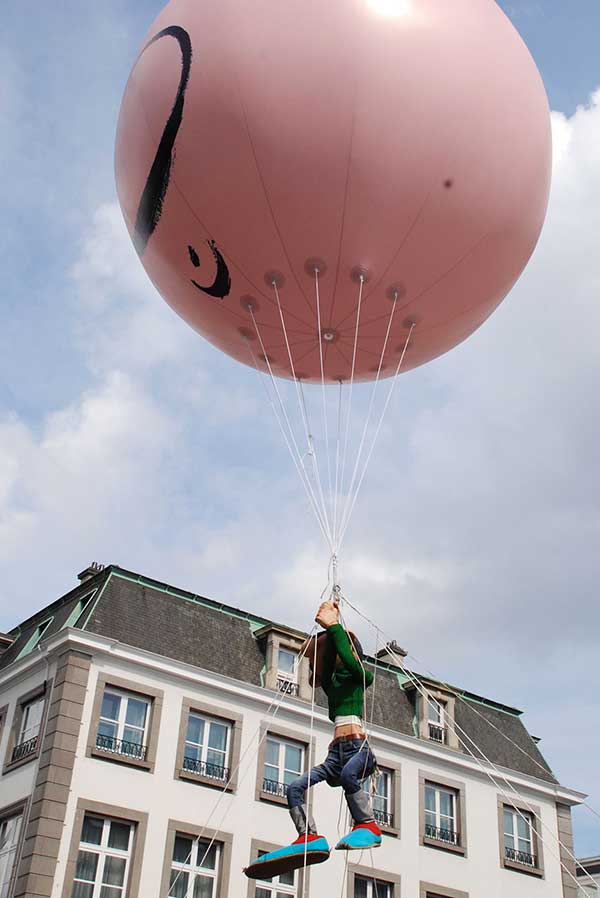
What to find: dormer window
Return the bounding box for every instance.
[406,681,461,751]
[254,625,311,701]
[277,648,299,696]
[427,698,447,744]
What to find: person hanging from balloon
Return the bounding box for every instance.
[244,601,380,879]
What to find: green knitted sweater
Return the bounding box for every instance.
[321,623,374,723]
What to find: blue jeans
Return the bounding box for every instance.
[287,739,376,827]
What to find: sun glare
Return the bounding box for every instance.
[368,0,411,16]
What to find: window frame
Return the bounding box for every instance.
[0,798,29,898]
[276,647,299,696]
[419,771,467,857]
[160,819,233,898]
[174,698,243,792]
[62,590,98,630]
[361,757,401,838]
[246,839,307,898]
[255,723,315,808]
[497,796,545,878]
[419,884,469,898]
[3,681,52,774]
[348,863,401,898]
[86,674,163,773]
[415,685,460,750]
[61,799,148,898]
[255,626,312,701]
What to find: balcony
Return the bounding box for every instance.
[425,823,458,845]
[277,676,299,696]
[95,733,147,761]
[506,846,535,867]
[373,808,393,827]
[182,756,229,782]
[262,778,289,799]
[428,723,446,744]
[12,736,39,763]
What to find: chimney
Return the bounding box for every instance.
[0,633,15,658]
[376,640,408,668]
[77,562,106,583]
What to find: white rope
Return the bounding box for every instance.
[301,632,319,898]
[338,276,365,547]
[314,268,334,529]
[340,596,593,892]
[333,380,344,551]
[337,324,414,549]
[167,627,318,897]
[272,282,333,543]
[245,321,333,550]
[336,294,399,545]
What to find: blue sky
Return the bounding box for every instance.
[2,0,600,861]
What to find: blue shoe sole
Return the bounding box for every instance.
[244,839,330,879]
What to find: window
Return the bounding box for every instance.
[419,886,469,898]
[411,684,460,750]
[3,683,49,772]
[277,648,299,696]
[349,865,401,898]
[503,807,535,867]
[16,618,53,660]
[183,713,231,783]
[176,700,242,792]
[96,689,150,761]
[498,798,544,876]
[419,772,467,856]
[0,810,23,898]
[363,770,392,827]
[87,675,164,773]
[262,736,304,800]
[168,834,221,898]
[354,875,392,898]
[71,814,134,898]
[255,850,296,898]
[13,695,45,762]
[425,784,458,845]
[427,699,447,745]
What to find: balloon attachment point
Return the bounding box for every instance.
[305,257,328,277]
[386,283,407,302]
[241,295,260,313]
[265,270,286,289]
[351,266,371,284]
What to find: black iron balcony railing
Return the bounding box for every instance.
[277,677,299,696]
[425,823,458,845]
[373,808,393,827]
[12,736,39,763]
[262,778,290,799]
[428,723,446,744]
[95,733,147,761]
[183,756,229,781]
[505,846,535,867]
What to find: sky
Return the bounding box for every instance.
[1,0,600,860]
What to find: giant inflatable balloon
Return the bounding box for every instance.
[116,0,551,383]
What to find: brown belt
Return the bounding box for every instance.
[329,731,367,747]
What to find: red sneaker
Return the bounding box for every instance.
[292,833,323,845]
[352,821,382,836]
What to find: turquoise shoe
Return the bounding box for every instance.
[244,836,330,879]
[335,824,382,851]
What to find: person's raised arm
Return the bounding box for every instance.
[315,602,374,686]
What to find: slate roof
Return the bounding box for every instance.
[2,564,556,783]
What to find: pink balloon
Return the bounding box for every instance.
[115,0,551,383]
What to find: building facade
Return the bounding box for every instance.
[0,564,585,898]
[577,857,600,896]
